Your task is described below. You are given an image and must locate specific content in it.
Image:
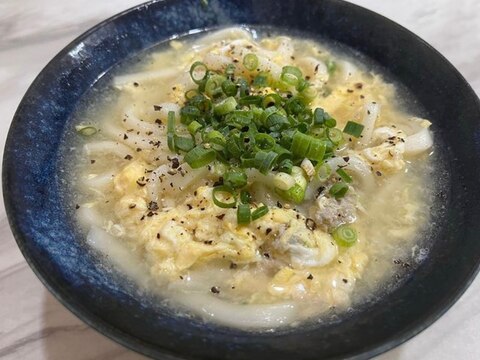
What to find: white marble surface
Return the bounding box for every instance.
[0,0,479,358]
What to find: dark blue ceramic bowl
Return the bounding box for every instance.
[4,0,480,359]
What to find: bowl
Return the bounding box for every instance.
[3,0,480,359]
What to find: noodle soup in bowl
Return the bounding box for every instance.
[4,0,480,359]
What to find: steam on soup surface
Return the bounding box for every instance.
[68,27,438,329]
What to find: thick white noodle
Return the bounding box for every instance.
[77,206,103,228]
[123,107,163,134]
[357,102,381,148]
[297,56,329,83]
[113,68,178,89]
[404,128,433,156]
[87,226,150,288]
[196,27,253,45]
[82,172,115,190]
[203,53,232,71]
[326,154,375,190]
[84,141,134,159]
[169,287,297,329]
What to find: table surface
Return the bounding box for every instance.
[0,0,479,359]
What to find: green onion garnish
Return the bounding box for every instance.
[187,120,202,135]
[329,181,349,199]
[327,128,343,145]
[343,121,365,138]
[214,96,237,115]
[243,53,259,71]
[76,125,97,136]
[224,170,248,189]
[332,224,357,247]
[167,111,176,151]
[170,57,364,223]
[240,190,251,204]
[336,168,352,183]
[189,61,208,84]
[251,205,269,221]
[174,135,195,152]
[212,185,237,208]
[184,145,216,168]
[237,203,251,224]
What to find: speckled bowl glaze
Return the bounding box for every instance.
[3,0,480,359]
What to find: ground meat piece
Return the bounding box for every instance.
[309,190,357,231]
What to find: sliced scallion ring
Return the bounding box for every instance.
[212,185,237,209]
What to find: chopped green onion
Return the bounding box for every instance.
[221,79,237,97]
[240,190,251,204]
[313,108,325,125]
[225,63,236,77]
[253,74,268,87]
[205,74,226,98]
[316,163,332,182]
[254,151,277,174]
[327,128,344,145]
[274,172,296,190]
[278,158,293,174]
[306,139,326,161]
[238,95,263,106]
[336,168,352,183]
[277,183,305,204]
[224,170,247,189]
[329,181,349,199]
[214,96,237,115]
[343,121,364,138]
[180,105,201,125]
[184,145,216,168]
[281,66,303,86]
[251,205,269,221]
[237,203,251,224]
[203,130,226,147]
[212,185,237,208]
[174,135,195,152]
[236,77,249,97]
[187,120,202,135]
[243,53,259,71]
[254,133,276,151]
[189,61,208,84]
[262,93,282,108]
[332,224,357,247]
[185,89,200,100]
[75,125,97,136]
[323,112,337,128]
[167,111,176,152]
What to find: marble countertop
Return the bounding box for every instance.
[0,0,479,359]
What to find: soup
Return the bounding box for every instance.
[66,27,439,329]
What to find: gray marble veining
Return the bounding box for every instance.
[0,0,478,359]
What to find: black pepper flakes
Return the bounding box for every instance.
[376,171,382,176]
[230,262,237,269]
[90,159,96,164]
[265,228,272,235]
[211,286,220,294]
[153,105,163,111]
[307,274,314,280]
[155,119,163,125]
[124,154,133,160]
[75,204,80,210]
[342,279,348,283]
[129,203,137,209]
[305,218,317,231]
[156,233,161,239]
[171,158,180,169]
[148,201,159,211]
[133,82,139,87]
[204,240,213,245]
[216,214,225,220]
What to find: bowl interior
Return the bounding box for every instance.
[3,0,480,359]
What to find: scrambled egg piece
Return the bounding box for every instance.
[111,164,341,282]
